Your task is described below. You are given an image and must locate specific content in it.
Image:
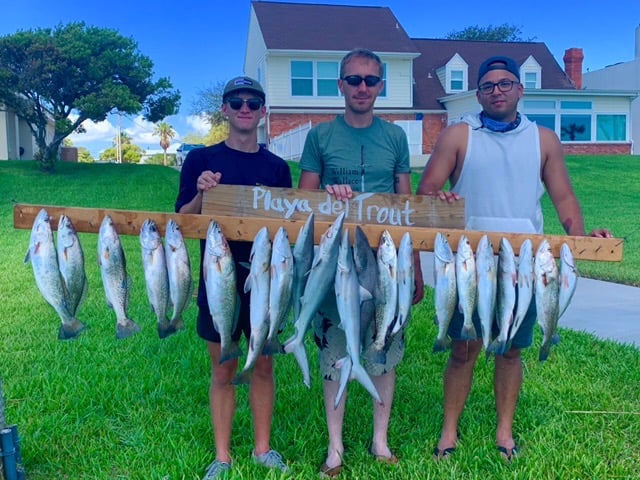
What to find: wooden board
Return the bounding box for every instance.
[13,203,624,262]
[202,184,465,228]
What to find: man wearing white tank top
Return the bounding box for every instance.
[417,56,611,462]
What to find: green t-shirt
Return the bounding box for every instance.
[299,115,410,193]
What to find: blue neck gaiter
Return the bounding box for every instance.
[480,111,521,133]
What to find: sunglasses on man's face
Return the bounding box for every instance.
[341,75,382,87]
[227,97,264,111]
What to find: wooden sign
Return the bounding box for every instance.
[202,184,465,228]
[13,203,624,262]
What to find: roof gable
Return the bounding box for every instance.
[412,38,576,109]
[252,1,418,53]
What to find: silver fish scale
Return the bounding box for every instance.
[164,219,192,327]
[534,240,560,362]
[57,214,88,317]
[433,232,457,352]
[140,219,171,336]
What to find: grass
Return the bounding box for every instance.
[1,158,639,479]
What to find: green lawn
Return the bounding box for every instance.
[0,158,639,479]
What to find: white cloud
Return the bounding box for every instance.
[68,116,116,143]
[186,114,211,135]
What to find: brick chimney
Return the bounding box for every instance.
[563,48,584,89]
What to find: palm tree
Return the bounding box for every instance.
[153,122,176,166]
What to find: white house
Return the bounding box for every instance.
[583,25,640,154]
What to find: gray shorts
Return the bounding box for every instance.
[313,291,405,381]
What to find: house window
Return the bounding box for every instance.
[291,61,313,96]
[527,114,555,130]
[524,72,537,89]
[317,62,339,96]
[596,114,626,141]
[560,101,592,110]
[560,114,591,141]
[450,70,463,91]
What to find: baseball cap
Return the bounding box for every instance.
[477,56,521,84]
[222,76,265,102]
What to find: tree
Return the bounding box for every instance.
[100,132,143,163]
[0,22,180,171]
[153,121,176,166]
[445,24,535,42]
[77,147,94,163]
[192,80,227,126]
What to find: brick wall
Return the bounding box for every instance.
[268,112,448,155]
[268,112,631,156]
[562,143,631,155]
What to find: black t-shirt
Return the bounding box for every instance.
[175,141,292,308]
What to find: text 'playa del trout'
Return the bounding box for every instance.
[252,186,417,226]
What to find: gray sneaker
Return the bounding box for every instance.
[202,459,231,479]
[252,449,290,472]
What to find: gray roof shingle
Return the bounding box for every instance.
[252,1,419,53]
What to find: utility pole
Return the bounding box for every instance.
[117,112,122,164]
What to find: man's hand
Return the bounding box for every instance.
[198,171,222,194]
[326,184,353,201]
[589,228,613,238]
[424,190,460,204]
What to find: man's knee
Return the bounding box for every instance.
[450,340,482,364]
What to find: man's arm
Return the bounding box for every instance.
[539,128,587,236]
[539,128,612,238]
[416,123,466,201]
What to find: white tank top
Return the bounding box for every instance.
[451,113,545,234]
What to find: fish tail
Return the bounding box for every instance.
[231,369,252,386]
[335,357,351,409]
[538,343,551,362]
[169,317,185,332]
[262,337,284,356]
[157,321,178,339]
[290,342,311,389]
[432,336,451,353]
[351,362,382,405]
[487,338,507,356]
[58,318,87,340]
[219,342,242,365]
[116,318,141,340]
[460,323,478,341]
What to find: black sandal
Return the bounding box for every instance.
[497,445,519,462]
[433,446,456,460]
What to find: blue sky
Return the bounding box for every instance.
[2,0,638,158]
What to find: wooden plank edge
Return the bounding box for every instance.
[13,203,623,262]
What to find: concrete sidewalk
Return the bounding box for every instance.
[419,252,640,349]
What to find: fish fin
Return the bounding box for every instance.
[486,338,506,356]
[24,249,31,264]
[219,342,242,365]
[262,337,284,356]
[460,323,478,341]
[239,261,251,270]
[116,318,141,340]
[243,274,252,293]
[286,340,310,388]
[538,343,551,362]
[432,336,452,353]
[158,321,178,339]
[334,357,351,409]
[359,286,373,302]
[231,369,252,385]
[551,333,561,346]
[351,362,382,406]
[58,319,86,340]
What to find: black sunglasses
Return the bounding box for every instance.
[227,97,264,111]
[341,75,382,87]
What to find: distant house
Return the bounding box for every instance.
[244,1,636,164]
[0,104,40,160]
[583,25,640,154]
